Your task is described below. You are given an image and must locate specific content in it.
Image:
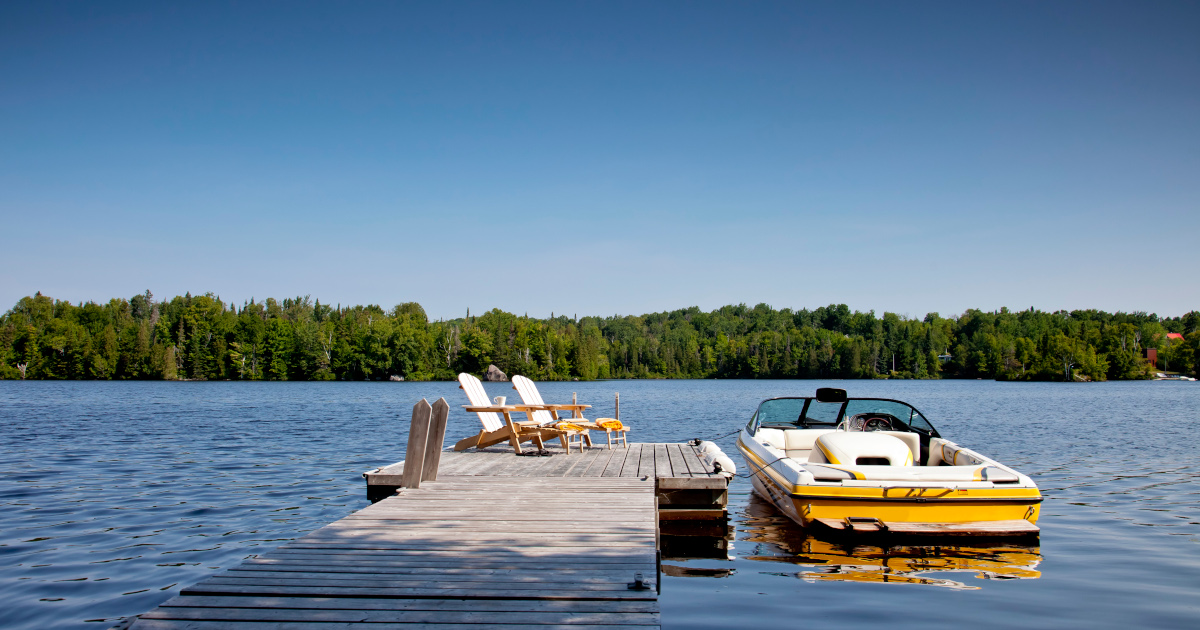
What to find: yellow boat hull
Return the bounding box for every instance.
[742,440,1041,535]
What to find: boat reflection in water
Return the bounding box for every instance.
[740,493,1041,590]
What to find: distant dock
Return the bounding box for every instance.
[117,407,729,629]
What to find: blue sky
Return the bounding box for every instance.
[2,1,1197,320]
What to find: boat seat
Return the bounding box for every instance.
[755,429,837,461]
[810,432,913,466]
[879,431,920,464]
[928,439,985,467]
[782,429,836,461]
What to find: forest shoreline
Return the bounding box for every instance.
[3,291,1197,382]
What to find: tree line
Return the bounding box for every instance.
[1,291,1197,382]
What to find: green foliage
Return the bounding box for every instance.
[1,292,1195,381]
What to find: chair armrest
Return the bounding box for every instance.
[529,403,591,411]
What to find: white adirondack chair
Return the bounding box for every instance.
[453,373,579,454]
[511,375,629,449]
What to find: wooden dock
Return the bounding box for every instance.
[123,445,728,629]
[366,443,729,521]
[368,442,723,483]
[125,476,661,629]
[119,399,730,629]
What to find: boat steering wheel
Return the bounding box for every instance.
[863,416,892,431]
[848,413,894,432]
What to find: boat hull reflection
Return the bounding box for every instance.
[741,492,1041,589]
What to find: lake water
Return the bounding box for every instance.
[1,380,1198,629]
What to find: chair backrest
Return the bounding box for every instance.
[458,373,502,432]
[511,375,555,426]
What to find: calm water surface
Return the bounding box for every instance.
[1,380,1198,629]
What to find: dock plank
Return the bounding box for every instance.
[581,447,618,477]
[140,607,659,624]
[470,453,524,477]
[246,557,655,569]
[156,596,660,613]
[665,444,691,478]
[654,444,671,478]
[620,445,644,477]
[636,444,657,478]
[681,444,711,476]
[180,583,650,599]
[510,449,564,477]
[534,449,586,477]
[227,565,652,578]
[601,445,634,477]
[562,447,606,477]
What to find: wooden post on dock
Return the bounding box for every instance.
[401,399,432,488]
[616,392,620,422]
[421,398,449,482]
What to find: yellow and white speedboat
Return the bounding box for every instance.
[736,388,1042,536]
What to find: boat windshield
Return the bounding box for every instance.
[755,398,806,426]
[804,401,843,425]
[842,399,936,434]
[753,397,938,435]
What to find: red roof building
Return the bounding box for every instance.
[1166,332,1185,341]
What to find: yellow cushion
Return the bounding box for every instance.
[595,418,625,431]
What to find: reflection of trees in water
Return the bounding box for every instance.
[739,493,1042,590]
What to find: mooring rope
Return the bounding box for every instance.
[730,451,790,479]
[685,428,743,446]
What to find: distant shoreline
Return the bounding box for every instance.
[2,292,1195,383]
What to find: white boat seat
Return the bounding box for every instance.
[754,429,838,461]
[810,432,913,467]
[879,431,920,464]
[784,429,836,461]
[928,439,985,467]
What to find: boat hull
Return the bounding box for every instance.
[740,437,1041,536]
